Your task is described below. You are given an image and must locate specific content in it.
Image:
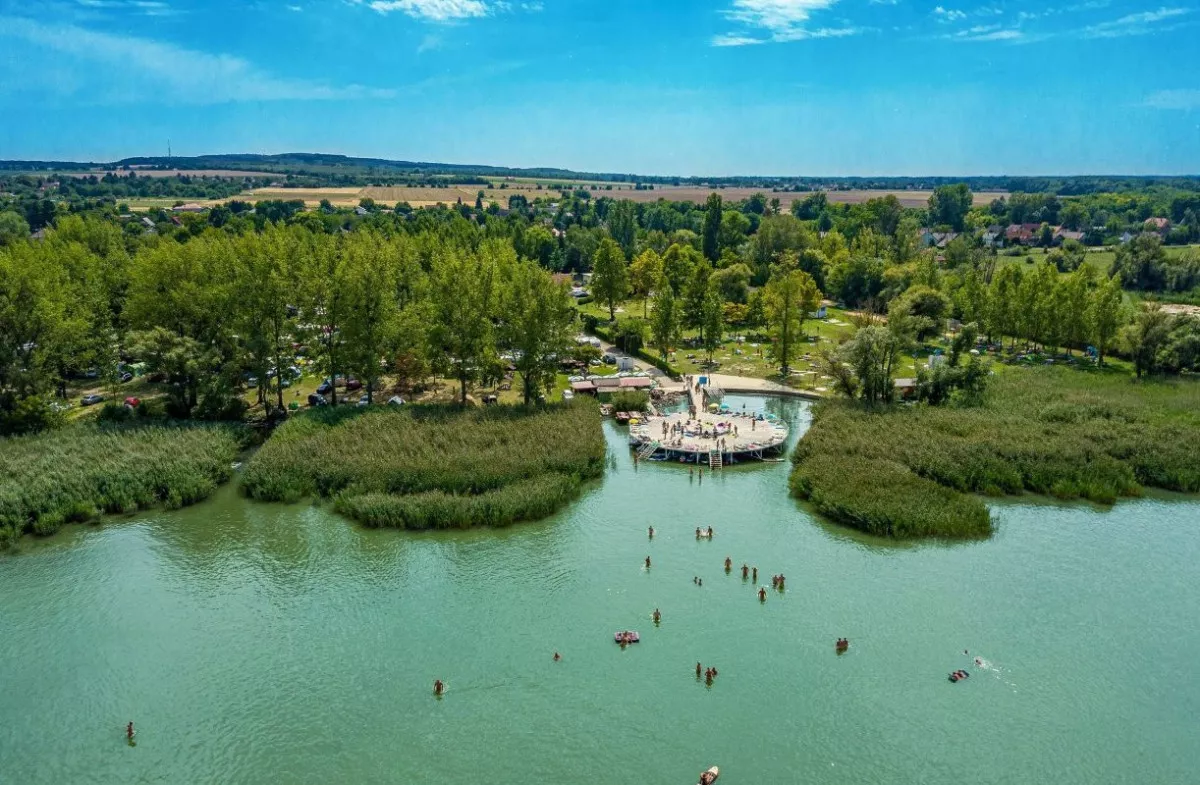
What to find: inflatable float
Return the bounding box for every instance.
[948,670,970,683]
[697,766,719,785]
[614,631,640,644]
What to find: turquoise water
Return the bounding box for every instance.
[2,395,1198,784]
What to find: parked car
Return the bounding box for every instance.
[386,396,406,406]
[123,397,141,408]
[245,376,258,389]
[602,354,616,365]
[356,394,370,407]
[345,379,363,392]
[316,380,333,395]
[120,372,134,383]
[80,394,104,406]
[307,393,328,407]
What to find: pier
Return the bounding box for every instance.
[629,376,789,465]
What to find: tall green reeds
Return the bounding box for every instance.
[790,367,1200,539]
[0,425,240,546]
[242,400,605,529]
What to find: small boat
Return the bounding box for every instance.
[697,766,719,785]
[614,631,640,644]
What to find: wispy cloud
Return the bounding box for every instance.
[1082,6,1189,37]
[933,6,967,21]
[713,0,861,46]
[75,0,178,15]
[0,16,396,103]
[1143,88,1200,109]
[365,0,489,20]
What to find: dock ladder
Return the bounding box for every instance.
[708,449,723,470]
[637,440,661,461]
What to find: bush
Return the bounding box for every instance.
[604,391,650,412]
[0,424,239,544]
[98,403,134,422]
[241,401,606,529]
[790,367,1200,539]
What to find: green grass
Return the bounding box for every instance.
[241,401,606,529]
[790,366,1200,539]
[0,425,240,547]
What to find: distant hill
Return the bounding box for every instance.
[1,153,1198,194]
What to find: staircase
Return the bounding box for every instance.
[637,440,661,461]
[708,449,723,470]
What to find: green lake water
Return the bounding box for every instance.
[2,394,1198,784]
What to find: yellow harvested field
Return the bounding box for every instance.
[245,187,364,205]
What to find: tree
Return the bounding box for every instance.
[339,232,400,405]
[702,193,722,262]
[1088,275,1124,365]
[607,200,637,258]
[718,211,751,254]
[614,317,649,356]
[503,260,574,404]
[428,243,501,404]
[928,184,973,232]
[629,249,664,317]
[682,257,713,329]
[840,326,903,405]
[700,289,724,362]
[1111,233,1169,290]
[748,215,813,283]
[763,261,821,376]
[0,211,30,246]
[1123,302,1171,378]
[710,263,752,304]
[661,242,699,295]
[827,255,885,309]
[591,238,629,321]
[792,191,827,220]
[650,285,681,361]
[1058,265,1092,353]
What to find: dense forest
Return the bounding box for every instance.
[2,178,1199,436]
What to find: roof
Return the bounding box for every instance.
[1145,217,1170,229]
[619,377,653,388]
[593,376,622,388]
[570,381,597,392]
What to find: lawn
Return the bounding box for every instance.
[579,297,860,389]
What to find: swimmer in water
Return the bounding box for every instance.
[434,679,445,696]
[696,662,703,678]
[126,722,134,741]
[553,652,561,662]
[724,557,732,572]
[648,526,654,539]
[752,567,758,582]
[653,608,661,624]
[645,556,651,569]
[742,563,749,579]
[758,587,767,602]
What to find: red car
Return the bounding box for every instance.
[345,379,363,392]
[124,397,141,408]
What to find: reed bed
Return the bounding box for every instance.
[790,367,1200,539]
[0,425,239,546]
[242,401,606,529]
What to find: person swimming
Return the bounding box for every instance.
[836,638,849,652]
[724,557,732,572]
[741,563,749,579]
[434,679,445,696]
[752,567,758,582]
[707,526,714,537]
[695,527,701,539]
[758,587,767,602]
[648,526,655,539]
[645,556,651,569]
[126,722,135,741]
[553,652,561,662]
[705,669,714,686]
[653,608,661,624]
[696,662,703,678]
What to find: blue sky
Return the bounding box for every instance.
[0,0,1197,175]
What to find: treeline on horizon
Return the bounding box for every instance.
[3,154,1199,194]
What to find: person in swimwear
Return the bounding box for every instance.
[126,722,134,741]
[553,652,561,662]
[741,563,749,579]
[648,526,654,539]
[434,680,445,696]
[751,567,758,582]
[696,662,703,678]
[645,556,651,569]
[653,608,661,624]
[724,557,732,572]
[758,587,767,602]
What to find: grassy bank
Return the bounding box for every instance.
[0,425,240,547]
[241,401,606,529]
[790,367,1200,539]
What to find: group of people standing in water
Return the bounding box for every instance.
[696,662,720,686]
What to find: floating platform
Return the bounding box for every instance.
[629,407,789,464]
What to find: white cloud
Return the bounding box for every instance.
[715,0,861,45]
[1143,89,1200,109]
[933,6,967,21]
[712,33,767,46]
[362,0,490,20]
[1083,6,1189,37]
[0,16,396,103]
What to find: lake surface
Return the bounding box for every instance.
[2,394,1198,785]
